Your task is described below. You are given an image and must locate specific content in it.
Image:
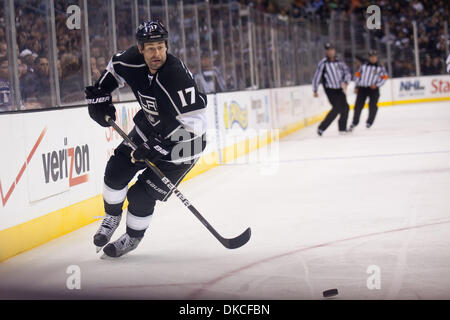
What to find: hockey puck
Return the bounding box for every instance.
[323,288,339,298]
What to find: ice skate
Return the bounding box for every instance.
[348,124,355,132]
[101,233,142,258]
[93,213,122,253]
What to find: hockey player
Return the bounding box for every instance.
[85,20,207,258]
[349,50,388,130]
[312,43,351,136]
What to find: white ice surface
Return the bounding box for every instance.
[1,101,450,300]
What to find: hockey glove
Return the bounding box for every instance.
[85,85,116,127]
[131,136,171,163]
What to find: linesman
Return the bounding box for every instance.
[349,50,388,130]
[312,42,351,136]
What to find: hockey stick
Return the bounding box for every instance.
[105,116,251,249]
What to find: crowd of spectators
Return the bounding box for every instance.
[0,0,84,110]
[240,0,448,77]
[0,0,448,112]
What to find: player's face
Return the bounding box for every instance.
[140,41,167,73]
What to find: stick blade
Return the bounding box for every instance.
[221,227,251,249]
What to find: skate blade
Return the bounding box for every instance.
[101,253,124,260]
[96,246,103,253]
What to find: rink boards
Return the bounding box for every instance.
[0,74,449,262]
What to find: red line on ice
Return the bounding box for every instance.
[188,219,450,299]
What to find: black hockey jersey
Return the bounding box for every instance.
[95,46,207,163]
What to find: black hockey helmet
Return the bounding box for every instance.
[136,20,168,47]
[368,49,378,56]
[324,42,335,50]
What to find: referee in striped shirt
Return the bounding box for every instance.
[349,50,388,131]
[313,43,351,136]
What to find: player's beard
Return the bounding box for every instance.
[147,56,166,72]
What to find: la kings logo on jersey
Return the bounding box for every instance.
[137,91,160,126]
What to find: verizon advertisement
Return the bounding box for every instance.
[0,108,105,230]
[28,134,91,202]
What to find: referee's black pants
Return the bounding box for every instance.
[352,87,380,126]
[319,88,349,132]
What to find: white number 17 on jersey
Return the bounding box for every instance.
[177,87,195,107]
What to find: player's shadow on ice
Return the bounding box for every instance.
[95,252,216,265]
